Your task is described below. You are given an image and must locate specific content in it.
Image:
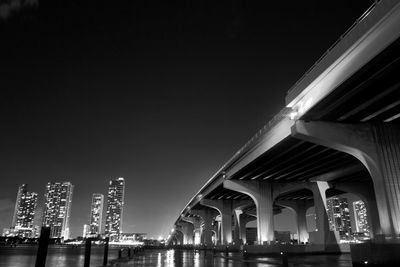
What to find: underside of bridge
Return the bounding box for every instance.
[301,37,400,123]
[170,2,400,264]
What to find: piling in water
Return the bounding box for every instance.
[35,227,51,267]
[84,238,92,267]
[281,251,288,267]
[102,237,109,266]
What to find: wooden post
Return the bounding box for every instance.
[281,251,288,267]
[118,249,122,259]
[35,227,51,267]
[103,237,109,266]
[84,238,92,267]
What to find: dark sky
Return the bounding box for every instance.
[0,0,373,238]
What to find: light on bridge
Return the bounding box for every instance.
[288,97,314,120]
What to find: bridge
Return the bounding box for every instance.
[168,1,400,264]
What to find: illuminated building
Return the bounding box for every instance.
[43,181,74,239]
[120,233,147,242]
[353,200,370,235]
[11,184,38,238]
[83,224,90,237]
[105,177,125,241]
[326,196,352,240]
[89,193,104,236]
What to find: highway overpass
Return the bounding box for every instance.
[169,1,400,264]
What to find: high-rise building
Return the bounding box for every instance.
[353,200,370,235]
[83,224,90,238]
[326,196,352,240]
[12,184,27,227]
[11,184,38,238]
[89,193,104,236]
[43,181,74,239]
[105,177,125,241]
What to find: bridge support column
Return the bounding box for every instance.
[275,199,312,244]
[191,209,217,246]
[217,220,221,245]
[200,199,251,245]
[233,210,242,245]
[174,229,184,245]
[181,216,201,245]
[223,180,275,244]
[177,222,194,245]
[309,181,339,247]
[200,199,233,245]
[239,213,256,245]
[293,121,400,240]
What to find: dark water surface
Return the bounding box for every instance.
[0,246,353,266]
[0,246,119,267]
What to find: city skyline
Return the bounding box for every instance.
[3,181,369,241]
[3,180,127,239]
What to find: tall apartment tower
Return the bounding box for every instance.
[89,193,104,236]
[105,177,125,241]
[43,181,74,239]
[326,196,352,240]
[12,184,38,237]
[353,200,370,235]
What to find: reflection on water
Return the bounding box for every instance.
[118,249,285,267]
[0,246,352,267]
[0,246,119,267]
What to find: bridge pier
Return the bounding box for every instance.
[174,229,184,245]
[292,121,400,240]
[309,182,340,249]
[233,209,242,245]
[239,212,256,245]
[190,209,217,246]
[181,216,202,245]
[223,180,275,244]
[177,221,194,245]
[200,199,251,245]
[275,199,312,244]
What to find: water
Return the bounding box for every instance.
[0,245,119,267]
[0,246,353,266]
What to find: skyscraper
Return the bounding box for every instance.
[353,200,370,235]
[326,196,352,240]
[83,224,90,238]
[89,193,104,236]
[43,181,74,239]
[105,177,125,241]
[11,184,38,237]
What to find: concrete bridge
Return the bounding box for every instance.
[168,1,400,264]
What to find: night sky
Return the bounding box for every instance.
[0,0,372,238]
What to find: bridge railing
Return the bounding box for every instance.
[286,0,398,102]
[221,108,291,171]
